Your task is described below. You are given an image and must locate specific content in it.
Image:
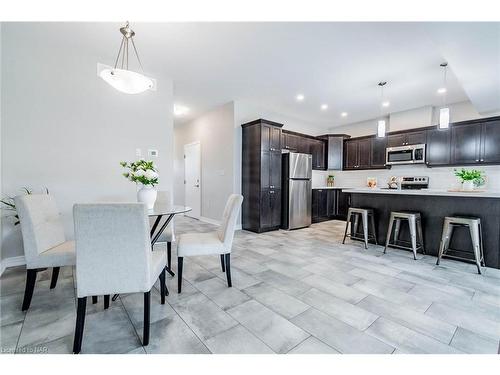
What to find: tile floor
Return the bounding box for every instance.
[1,217,500,354]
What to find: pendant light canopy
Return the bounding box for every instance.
[438,62,449,129]
[377,81,388,138]
[98,22,156,94]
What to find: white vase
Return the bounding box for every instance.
[462,180,474,191]
[137,185,157,209]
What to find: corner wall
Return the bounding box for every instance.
[174,102,234,222]
[1,23,174,261]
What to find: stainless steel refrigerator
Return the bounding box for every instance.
[281,152,312,230]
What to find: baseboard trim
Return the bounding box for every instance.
[199,216,221,226]
[0,255,26,276]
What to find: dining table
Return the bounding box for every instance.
[111,203,192,301]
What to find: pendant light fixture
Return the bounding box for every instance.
[377,81,388,138]
[97,22,156,94]
[438,62,450,129]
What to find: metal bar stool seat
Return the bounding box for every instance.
[342,207,378,249]
[436,216,485,274]
[384,211,425,260]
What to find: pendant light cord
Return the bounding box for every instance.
[112,23,146,73]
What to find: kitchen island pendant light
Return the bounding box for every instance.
[438,63,450,129]
[98,22,156,94]
[377,82,388,137]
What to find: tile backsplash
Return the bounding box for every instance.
[312,165,500,191]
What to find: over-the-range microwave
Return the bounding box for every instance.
[386,144,426,165]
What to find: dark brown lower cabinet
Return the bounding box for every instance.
[312,189,350,223]
[260,189,281,230]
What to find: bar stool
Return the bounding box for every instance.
[342,207,377,249]
[384,211,425,260]
[436,216,484,274]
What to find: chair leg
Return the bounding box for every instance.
[384,215,394,254]
[143,291,151,346]
[408,216,418,260]
[436,220,451,265]
[166,242,174,277]
[92,296,98,304]
[73,297,87,354]
[104,295,110,310]
[177,257,183,294]
[22,269,38,311]
[50,267,60,289]
[393,219,401,244]
[370,214,378,245]
[220,254,226,272]
[361,212,369,249]
[469,224,482,275]
[225,253,232,288]
[417,218,425,254]
[342,212,351,244]
[159,268,166,304]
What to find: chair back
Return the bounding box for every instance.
[217,194,243,251]
[73,203,152,298]
[14,194,66,268]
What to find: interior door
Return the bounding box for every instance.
[184,142,201,219]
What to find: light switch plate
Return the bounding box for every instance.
[148,149,159,158]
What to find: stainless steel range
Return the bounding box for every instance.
[401,176,429,190]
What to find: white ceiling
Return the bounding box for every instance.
[8,22,500,128]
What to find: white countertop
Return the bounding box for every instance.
[344,187,500,198]
[312,186,351,190]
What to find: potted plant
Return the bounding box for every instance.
[454,168,484,191]
[120,160,159,209]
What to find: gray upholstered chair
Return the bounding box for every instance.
[151,190,175,275]
[177,194,243,293]
[14,194,76,311]
[72,203,168,353]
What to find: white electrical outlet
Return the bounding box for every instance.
[148,149,159,158]
[135,148,142,157]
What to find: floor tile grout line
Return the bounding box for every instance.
[117,296,145,352]
[284,334,312,354]
[190,280,277,353]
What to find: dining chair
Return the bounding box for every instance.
[151,190,175,273]
[14,194,76,311]
[176,194,243,293]
[72,203,168,353]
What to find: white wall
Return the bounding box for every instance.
[174,102,234,222]
[1,24,174,260]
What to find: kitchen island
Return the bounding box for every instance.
[345,188,500,269]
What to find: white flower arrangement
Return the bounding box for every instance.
[120,159,159,186]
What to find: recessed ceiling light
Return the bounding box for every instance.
[437,87,447,94]
[321,104,328,111]
[174,104,190,116]
[341,112,348,117]
[382,101,390,108]
[296,94,305,101]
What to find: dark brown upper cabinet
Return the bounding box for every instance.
[451,123,482,164]
[426,128,451,166]
[371,137,387,168]
[387,130,426,147]
[343,137,386,170]
[344,139,359,170]
[481,120,500,163]
[242,119,283,233]
[310,139,327,170]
